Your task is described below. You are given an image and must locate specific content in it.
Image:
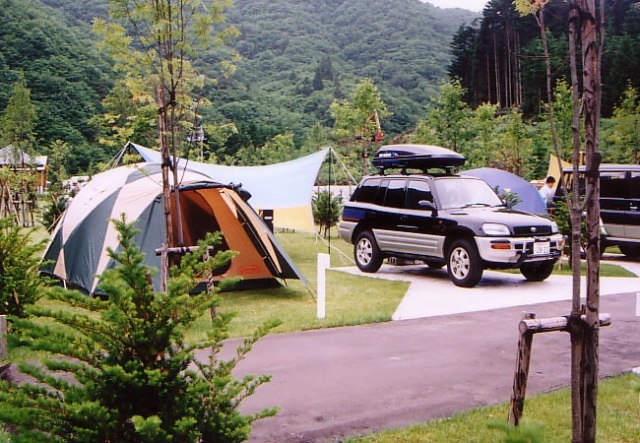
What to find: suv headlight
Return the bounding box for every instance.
[551,221,559,234]
[482,223,511,236]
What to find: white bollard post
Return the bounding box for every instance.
[317,253,330,320]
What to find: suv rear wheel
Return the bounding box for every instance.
[354,231,384,273]
[520,261,555,281]
[447,238,483,287]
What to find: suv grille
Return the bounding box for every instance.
[513,225,553,236]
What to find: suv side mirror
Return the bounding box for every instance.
[418,200,437,216]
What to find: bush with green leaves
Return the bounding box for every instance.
[0,216,279,443]
[0,217,46,318]
[493,186,522,209]
[312,190,343,238]
[40,184,71,233]
[551,195,586,256]
[488,420,545,443]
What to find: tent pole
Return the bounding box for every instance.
[108,143,130,169]
[328,148,332,255]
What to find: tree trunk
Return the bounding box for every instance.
[494,30,501,107]
[580,0,602,440]
[567,2,585,441]
[157,84,174,254]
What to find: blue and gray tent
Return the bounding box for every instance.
[464,167,548,216]
[42,163,307,295]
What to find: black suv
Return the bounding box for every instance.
[558,164,640,258]
[338,145,563,287]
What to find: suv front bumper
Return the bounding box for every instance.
[476,233,564,266]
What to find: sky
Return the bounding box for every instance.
[423,0,487,12]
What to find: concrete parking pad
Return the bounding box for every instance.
[335,259,640,320]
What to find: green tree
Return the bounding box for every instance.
[89,79,157,155]
[605,84,640,163]
[257,133,299,165]
[0,217,277,442]
[448,24,479,103]
[0,217,46,318]
[494,109,531,177]
[548,80,575,161]
[94,0,239,249]
[330,78,390,178]
[0,73,36,158]
[312,190,342,238]
[47,140,72,185]
[413,80,471,154]
[466,102,501,169]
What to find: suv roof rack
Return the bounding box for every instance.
[372,144,465,175]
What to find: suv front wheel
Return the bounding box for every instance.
[354,231,384,273]
[447,238,483,287]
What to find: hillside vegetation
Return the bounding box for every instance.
[1,0,477,173]
[4,0,638,180]
[212,0,478,140]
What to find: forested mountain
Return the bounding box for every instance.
[0,0,113,171]
[209,0,478,149]
[448,0,640,117]
[7,0,639,177]
[0,0,477,172]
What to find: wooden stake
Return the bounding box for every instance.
[508,312,535,426]
[509,312,610,427]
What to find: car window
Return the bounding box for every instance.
[383,178,406,208]
[601,173,627,198]
[352,177,381,203]
[629,172,640,199]
[406,179,433,209]
[434,177,502,210]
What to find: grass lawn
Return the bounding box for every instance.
[26,225,638,343]
[501,260,637,278]
[346,372,640,442]
[187,230,408,340]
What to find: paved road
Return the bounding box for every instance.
[211,256,640,443]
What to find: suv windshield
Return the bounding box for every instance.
[434,177,503,210]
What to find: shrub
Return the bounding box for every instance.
[0,217,46,317]
[312,190,343,238]
[0,216,278,442]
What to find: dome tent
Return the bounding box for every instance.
[463,167,548,216]
[42,163,306,295]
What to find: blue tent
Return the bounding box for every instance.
[463,167,547,216]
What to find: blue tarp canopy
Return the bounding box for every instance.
[126,142,329,209]
[463,167,547,216]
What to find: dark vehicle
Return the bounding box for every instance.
[558,164,640,258]
[339,145,563,287]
